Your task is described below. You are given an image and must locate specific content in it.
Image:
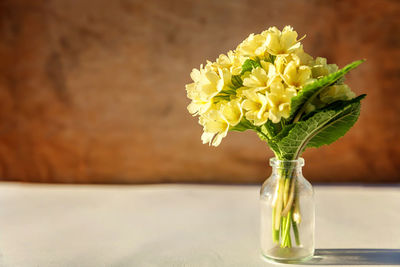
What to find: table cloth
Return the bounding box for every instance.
[0,183,399,266]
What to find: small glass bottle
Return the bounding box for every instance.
[260,158,315,262]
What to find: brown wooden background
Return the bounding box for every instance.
[0,0,399,184]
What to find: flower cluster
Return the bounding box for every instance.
[186,26,355,146]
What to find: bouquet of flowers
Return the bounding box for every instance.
[185,26,365,249]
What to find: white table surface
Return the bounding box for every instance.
[0,183,399,267]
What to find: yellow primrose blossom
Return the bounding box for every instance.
[242,62,280,92]
[274,53,306,75]
[217,67,232,90]
[221,99,243,126]
[281,60,312,89]
[215,52,234,69]
[186,83,213,116]
[242,90,270,126]
[199,109,229,146]
[216,51,246,75]
[186,64,232,116]
[267,81,297,123]
[263,26,303,55]
[188,66,219,99]
[311,57,338,78]
[293,47,314,66]
[234,86,249,102]
[274,55,287,75]
[319,84,355,104]
[236,33,268,58]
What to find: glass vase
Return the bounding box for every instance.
[260,157,315,262]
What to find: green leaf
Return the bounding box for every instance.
[230,124,249,132]
[306,95,365,148]
[265,54,276,64]
[240,59,261,75]
[231,75,243,88]
[261,121,281,139]
[275,95,365,160]
[272,124,295,143]
[289,59,365,123]
[229,118,255,132]
[257,126,281,157]
[302,94,366,121]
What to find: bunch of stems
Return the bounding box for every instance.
[271,163,301,248]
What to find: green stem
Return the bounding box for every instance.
[281,216,287,244]
[274,177,285,231]
[292,217,301,246]
[281,210,293,248]
[283,177,290,206]
[287,228,292,248]
[273,229,279,243]
[272,206,279,243]
[282,175,296,216]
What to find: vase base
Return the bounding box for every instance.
[261,247,314,263]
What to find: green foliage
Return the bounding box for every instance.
[229,118,255,132]
[259,123,282,156]
[261,121,281,138]
[271,96,364,159]
[289,59,365,122]
[240,59,261,75]
[306,95,365,148]
[231,75,243,88]
[265,54,276,64]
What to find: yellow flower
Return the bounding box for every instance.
[281,60,312,89]
[311,57,338,78]
[217,67,232,90]
[274,55,287,75]
[242,90,270,126]
[199,109,229,146]
[263,26,303,56]
[274,53,303,74]
[216,51,246,75]
[186,83,212,115]
[186,64,232,116]
[221,99,243,126]
[190,66,219,98]
[242,62,279,92]
[267,82,297,123]
[319,84,355,104]
[236,33,268,58]
[293,47,314,66]
[215,52,234,69]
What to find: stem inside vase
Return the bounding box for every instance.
[271,161,301,248]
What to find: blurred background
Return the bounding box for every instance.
[0,0,399,184]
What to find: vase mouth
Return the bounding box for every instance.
[269,157,305,167]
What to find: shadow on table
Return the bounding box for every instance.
[300,249,400,265]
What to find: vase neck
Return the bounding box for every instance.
[269,157,304,177]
